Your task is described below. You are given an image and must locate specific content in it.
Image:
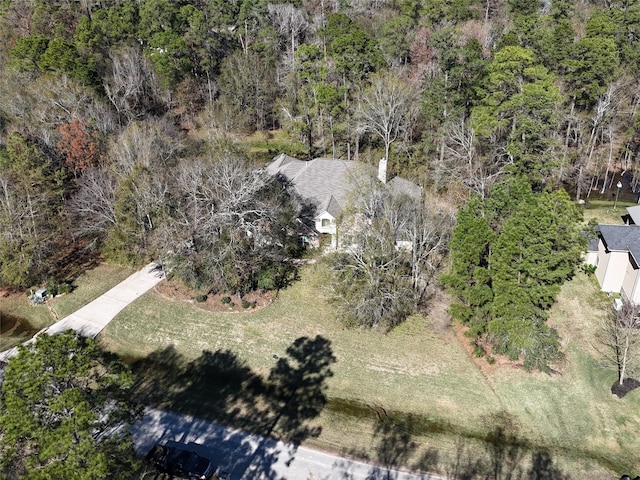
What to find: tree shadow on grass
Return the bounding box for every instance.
[129,335,336,477]
[444,411,570,480]
[366,412,439,479]
[265,335,336,444]
[333,407,571,480]
[611,378,640,398]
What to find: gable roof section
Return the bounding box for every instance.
[290,157,358,208]
[627,205,640,224]
[266,153,306,178]
[317,195,342,218]
[268,154,422,221]
[388,176,422,199]
[268,155,358,211]
[598,224,640,263]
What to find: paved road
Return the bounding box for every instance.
[0,262,164,362]
[133,408,443,480]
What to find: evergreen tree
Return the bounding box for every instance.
[443,177,584,371]
[0,331,142,479]
[0,133,65,287]
[471,46,562,187]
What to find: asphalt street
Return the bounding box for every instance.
[133,408,443,480]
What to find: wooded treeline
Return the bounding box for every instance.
[0,0,638,367]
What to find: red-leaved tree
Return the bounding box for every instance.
[57,118,101,178]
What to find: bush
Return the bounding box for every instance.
[221,296,232,304]
[581,263,597,275]
[195,294,208,303]
[58,282,72,295]
[241,300,256,309]
[256,268,276,290]
[46,278,59,297]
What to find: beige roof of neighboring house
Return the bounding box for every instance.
[627,205,640,224]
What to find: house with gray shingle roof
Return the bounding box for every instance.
[267,154,421,248]
[590,206,640,302]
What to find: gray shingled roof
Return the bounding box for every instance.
[268,155,359,215]
[322,195,342,218]
[388,176,422,199]
[266,153,306,178]
[268,154,422,218]
[586,234,599,252]
[598,224,640,263]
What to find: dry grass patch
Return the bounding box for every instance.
[581,199,635,224]
[0,291,51,350]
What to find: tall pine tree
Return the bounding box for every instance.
[442,177,584,371]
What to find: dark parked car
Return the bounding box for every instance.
[146,444,216,480]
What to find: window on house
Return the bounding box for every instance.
[321,218,331,227]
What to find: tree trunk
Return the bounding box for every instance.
[620,334,630,385]
[601,126,614,195]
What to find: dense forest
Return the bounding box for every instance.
[1,0,638,368]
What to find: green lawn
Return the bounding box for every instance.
[582,199,636,225]
[99,262,636,478]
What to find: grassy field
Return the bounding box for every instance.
[99,258,639,479]
[581,199,636,224]
[0,263,134,351]
[5,200,635,478]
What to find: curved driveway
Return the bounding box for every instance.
[0,262,164,362]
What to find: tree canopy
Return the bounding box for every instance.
[0,331,142,479]
[0,0,635,357]
[442,176,584,371]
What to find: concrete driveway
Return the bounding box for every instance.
[0,262,164,362]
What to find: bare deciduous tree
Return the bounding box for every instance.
[409,194,455,303]
[267,3,308,60]
[66,167,117,237]
[354,71,420,171]
[108,120,183,174]
[104,46,166,122]
[431,119,511,198]
[0,71,117,146]
[330,172,453,329]
[597,299,640,386]
[159,149,300,294]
